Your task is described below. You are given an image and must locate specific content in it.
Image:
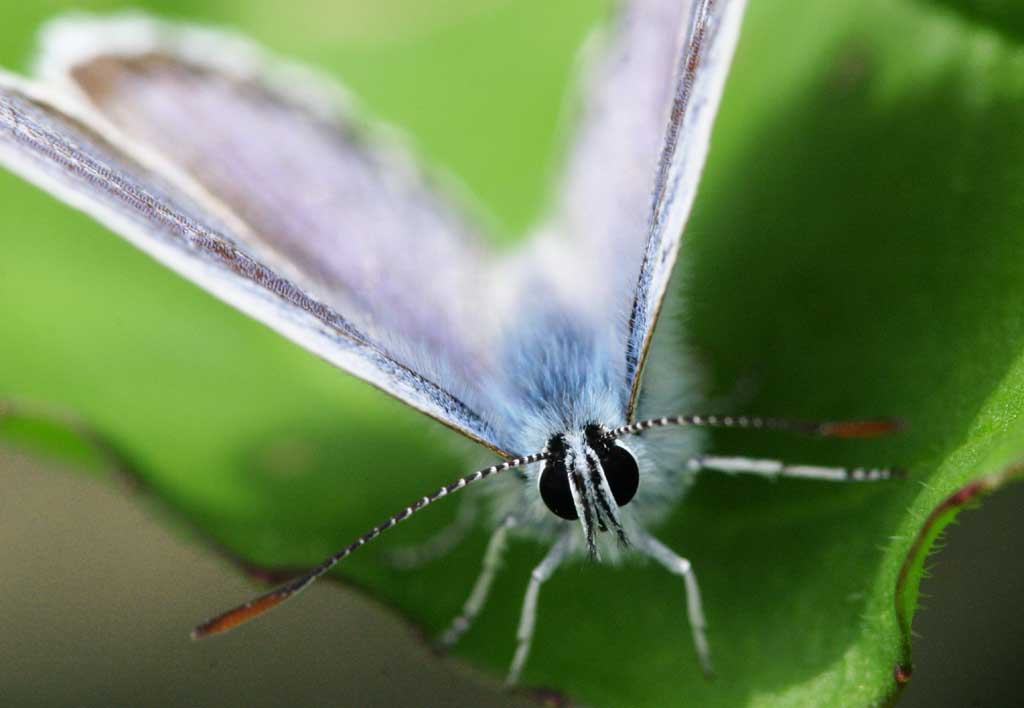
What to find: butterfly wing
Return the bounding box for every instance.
[540,0,746,418]
[4,4,743,451]
[0,71,504,453]
[28,14,516,448]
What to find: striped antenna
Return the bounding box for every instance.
[192,450,548,639]
[613,414,904,439]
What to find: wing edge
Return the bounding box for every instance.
[624,0,747,419]
[0,69,508,455]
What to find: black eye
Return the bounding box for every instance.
[600,443,639,507]
[539,454,578,520]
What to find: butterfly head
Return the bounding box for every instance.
[537,424,639,554]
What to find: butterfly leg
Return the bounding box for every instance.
[387,497,479,570]
[635,531,712,676]
[687,454,901,482]
[438,513,518,649]
[506,532,572,686]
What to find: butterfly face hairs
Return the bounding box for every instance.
[0,0,903,687]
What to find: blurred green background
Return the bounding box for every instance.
[2,0,1024,706]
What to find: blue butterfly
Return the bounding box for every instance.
[0,0,899,684]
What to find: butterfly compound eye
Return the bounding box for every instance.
[600,443,640,507]
[538,451,578,521]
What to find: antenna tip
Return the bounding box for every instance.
[819,418,905,438]
[190,617,227,640]
[191,590,291,639]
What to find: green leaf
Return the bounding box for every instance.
[2,0,1023,705]
[924,0,1024,44]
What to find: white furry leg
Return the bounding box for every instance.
[506,533,572,686]
[387,498,479,570]
[636,532,713,676]
[438,514,517,649]
[689,454,899,482]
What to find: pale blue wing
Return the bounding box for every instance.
[0,72,504,453]
[537,0,747,418]
[32,14,512,447]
